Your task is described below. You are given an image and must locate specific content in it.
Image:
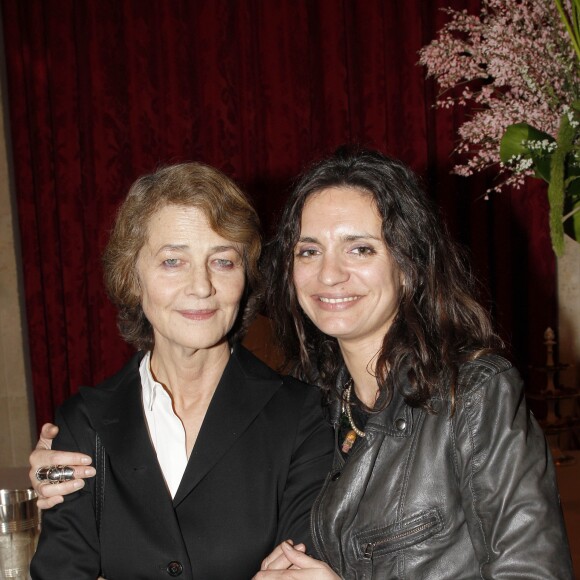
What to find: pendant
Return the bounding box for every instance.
[341,429,357,453]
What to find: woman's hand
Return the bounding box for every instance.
[29,423,96,509]
[259,540,306,571]
[253,541,340,579]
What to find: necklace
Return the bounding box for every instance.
[342,380,366,439]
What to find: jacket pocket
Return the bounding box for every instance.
[354,507,443,561]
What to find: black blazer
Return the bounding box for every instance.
[31,345,334,580]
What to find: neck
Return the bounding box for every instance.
[338,339,382,408]
[150,341,231,407]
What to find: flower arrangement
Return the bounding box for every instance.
[419,0,580,255]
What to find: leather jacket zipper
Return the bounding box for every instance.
[362,519,435,560]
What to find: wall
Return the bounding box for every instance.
[0,32,34,468]
[558,237,580,396]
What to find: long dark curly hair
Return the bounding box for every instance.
[264,146,503,411]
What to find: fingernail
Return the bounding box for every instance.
[80,457,91,465]
[84,467,96,476]
[72,480,84,489]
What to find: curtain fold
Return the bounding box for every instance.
[1,0,555,430]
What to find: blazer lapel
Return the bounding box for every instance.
[173,347,282,507]
[81,355,173,507]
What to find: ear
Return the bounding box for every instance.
[399,269,406,288]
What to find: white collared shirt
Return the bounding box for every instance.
[140,352,188,498]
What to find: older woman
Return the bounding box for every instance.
[29,162,333,580]
[256,148,572,578]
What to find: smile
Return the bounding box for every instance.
[318,296,360,304]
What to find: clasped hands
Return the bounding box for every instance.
[253,540,339,579]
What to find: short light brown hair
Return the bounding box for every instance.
[103,162,262,350]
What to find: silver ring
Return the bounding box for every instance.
[35,465,75,484]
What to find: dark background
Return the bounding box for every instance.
[1,0,555,431]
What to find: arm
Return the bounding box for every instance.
[30,406,102,579]
[275,385,334,552]
[29,423,96,509]
[453,362,573,578]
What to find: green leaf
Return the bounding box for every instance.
[499,123,533,161]
[499,108,579,254]
[500,123,556,182]
[572,208,580,243]
[568,177,580,202]
[533,156,553,182]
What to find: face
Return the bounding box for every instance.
[293,187,402,350]
[136,204,246,354]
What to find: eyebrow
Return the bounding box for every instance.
[210,245,240,253]
[297,234,382,243]
[158,244,189,252]
[156,244,240,253]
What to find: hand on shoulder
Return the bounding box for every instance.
[29,423,96,509]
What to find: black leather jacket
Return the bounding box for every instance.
[311,354,573,579]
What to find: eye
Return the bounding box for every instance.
[213,258,234,269]
[351,245,376,256]
[163,258,181,267]
[296,247,320,258]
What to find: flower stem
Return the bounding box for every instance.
[548,111,576,256]
[562,205,580,222]
[554,0,580,61]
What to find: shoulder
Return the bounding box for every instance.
[57,391,89,422]
[233,345,328,425]
[58,352,143,424]
[92,351,144,391]
[458,353,513,385]
[74,352,143,401]
[456,352,521,402]
[234,344,322,396]
[232,343,283,379]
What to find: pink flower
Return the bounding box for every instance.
[419,0,579,192]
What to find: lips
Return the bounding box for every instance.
[178,309,216,321]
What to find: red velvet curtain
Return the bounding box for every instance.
[1,0,555,431]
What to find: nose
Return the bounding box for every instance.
[318,252,349,286]
[186,265,215,298]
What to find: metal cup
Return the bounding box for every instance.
[0,489,39,580]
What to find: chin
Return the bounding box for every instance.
[167,332,228,352]
[317,324,356,340]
